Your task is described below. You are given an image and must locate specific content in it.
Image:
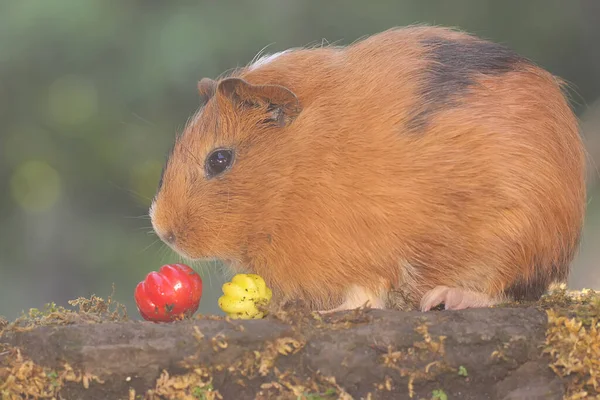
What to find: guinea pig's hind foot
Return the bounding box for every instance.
[420,286,500,312]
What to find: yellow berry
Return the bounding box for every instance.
[218,274,272,319]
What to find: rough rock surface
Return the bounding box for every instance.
[1,306,566,400]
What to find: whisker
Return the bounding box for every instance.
[139,239,160,255]
[206,261,214,289]
[123,215,151,220]
[108,181,153,203]
[180,143,204,168]
[131,112,156,127]
[157,243,173,265]
[132,225,154,232]
[208,260,222,289]
[221,261,237,282]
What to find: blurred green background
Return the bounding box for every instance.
[1,1,599,320]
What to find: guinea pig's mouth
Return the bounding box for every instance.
[149,216,222,263]
[159,238,239,271]
[154,238,196,261]
[174,252,238,269]
[166,245,218,263]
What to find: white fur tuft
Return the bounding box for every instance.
[248,49,293,71]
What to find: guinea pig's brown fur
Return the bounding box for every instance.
[150,25,586,312]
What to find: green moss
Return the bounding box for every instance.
[302,387,337,399]
[192,383,215,399]
[431,388,448,400]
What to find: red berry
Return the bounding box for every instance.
[134,264,203,322]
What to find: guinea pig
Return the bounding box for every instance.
[150,25,586,313]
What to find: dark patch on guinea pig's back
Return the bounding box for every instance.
[406,36,530,131]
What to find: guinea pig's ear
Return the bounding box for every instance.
[217,77,301,127]
[197,78,217,105]
[255,84,302,127]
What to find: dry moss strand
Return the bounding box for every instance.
[542,285,600,399]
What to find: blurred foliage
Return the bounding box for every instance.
[0,0,599,320]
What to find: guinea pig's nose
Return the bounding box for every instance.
[162,231,176,244]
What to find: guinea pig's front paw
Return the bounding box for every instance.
[317,286,387,314]
[420,285,499,312]
[317,303,353,315]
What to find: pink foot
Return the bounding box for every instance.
[420,285,500,312]
[317,285,386,314]
[317,303,354,315]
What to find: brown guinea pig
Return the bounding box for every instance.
[150,25,586,313]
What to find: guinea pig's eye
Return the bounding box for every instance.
[205,149,234,178]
